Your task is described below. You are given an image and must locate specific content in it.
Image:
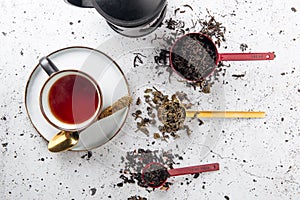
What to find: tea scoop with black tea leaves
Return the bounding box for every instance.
[142,162,220,188]
[170,33,275,82]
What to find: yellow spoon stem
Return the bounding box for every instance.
[185,111,265,118]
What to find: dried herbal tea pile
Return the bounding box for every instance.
[157,99,186,132]
[132,87,193,140]
[118,149,181,190]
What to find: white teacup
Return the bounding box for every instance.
[39,57,103,132]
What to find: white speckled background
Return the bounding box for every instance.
[1,0,300,199]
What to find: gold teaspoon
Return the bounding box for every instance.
[48,96,132,153]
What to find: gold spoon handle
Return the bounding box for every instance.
[185,111,266,118]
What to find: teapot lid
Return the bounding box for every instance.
[92,0,167,27]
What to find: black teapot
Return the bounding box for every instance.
[65,0,167,37]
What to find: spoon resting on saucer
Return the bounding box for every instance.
[48,95,132,152]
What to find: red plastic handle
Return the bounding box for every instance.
[168,163,219,177]
[219,52,275,61]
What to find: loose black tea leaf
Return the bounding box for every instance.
[153,133,161,139]
[199,9,226,48]
[2,143,8,147]
[128,196,148,200]
[198,119,204,126]
[136,123,150,136]
[202,82,211,94]
[174,8,180,16]
[182,103,193,109]
[193,173,200,179]
[132,110,142,120]
[183,125,192,136]
[136,97,141,105]
[183,4,193,11]
[240,43,248,52]
[175,91,190,102]
[232,73,246,79]
[81,151,92,160]
[165,18,185,31]
[144,88,153,93]
[133,53,146,68]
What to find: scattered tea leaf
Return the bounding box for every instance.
[183,4,193,11]
[240,43,248,52]
[232,73,246,79]
[136,97,141,105]
[153,133,161,139]
[128,196,147,200]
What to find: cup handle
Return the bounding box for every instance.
[39,57,59,76]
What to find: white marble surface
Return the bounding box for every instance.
[1,0,300,199]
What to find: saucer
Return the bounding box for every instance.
[25,46,130,151]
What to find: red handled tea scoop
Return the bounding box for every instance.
[170,33,275,82]
[142,162,219,188]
